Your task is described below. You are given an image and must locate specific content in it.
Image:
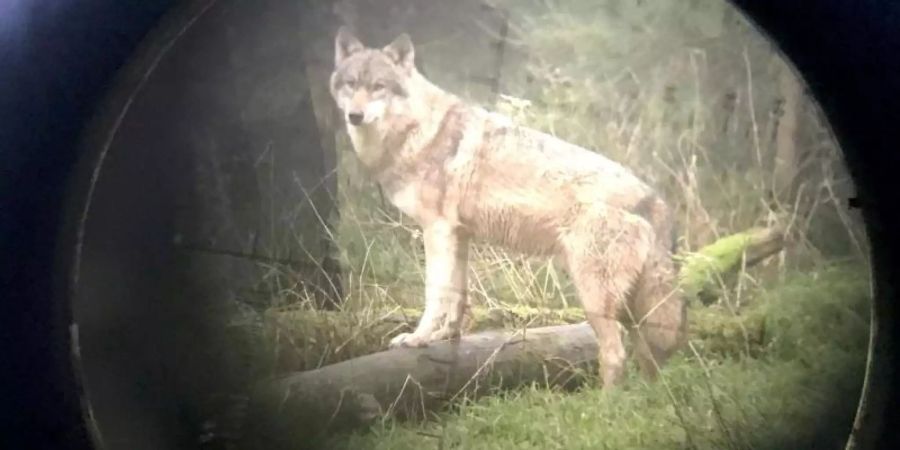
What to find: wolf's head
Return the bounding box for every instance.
[329,27,417,127]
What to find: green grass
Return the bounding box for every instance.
[319,263,869,450]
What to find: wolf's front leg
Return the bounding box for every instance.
[390,221,470,348]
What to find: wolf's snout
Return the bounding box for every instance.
[347,112,364,126]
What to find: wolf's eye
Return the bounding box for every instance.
[344,78,357,89]
[372,82,386,92]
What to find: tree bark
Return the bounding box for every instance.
[772,59,803,202]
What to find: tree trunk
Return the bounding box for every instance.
[772,59,803,202]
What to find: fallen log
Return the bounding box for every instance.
[678,225,785,305]
[243,322,599,445]
[239,226,786,446]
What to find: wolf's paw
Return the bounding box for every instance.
[389,332,430,349]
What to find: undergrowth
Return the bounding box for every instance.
[322,263,870,450]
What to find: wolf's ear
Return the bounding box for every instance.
[335,26,363,66]
[383,33,415,71]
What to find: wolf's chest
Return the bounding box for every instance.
[383,173,454,224]
[347,126,386,166]
[387,182,421,219]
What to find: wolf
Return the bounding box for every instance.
[328,27,687,387]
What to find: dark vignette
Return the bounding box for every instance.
[0,0,898,449]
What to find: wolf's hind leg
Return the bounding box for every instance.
[563,214,651,388]
[576,283,629,388]
[390,221,470,348]
[627,243,686,380]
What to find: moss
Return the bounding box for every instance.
[686,262,870,361]
[688,305,768,359]
[754,263,870,361]
[257,305,587,374]
[251,261,869,380]
[467,304,586,331]
[677,228,775,305]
